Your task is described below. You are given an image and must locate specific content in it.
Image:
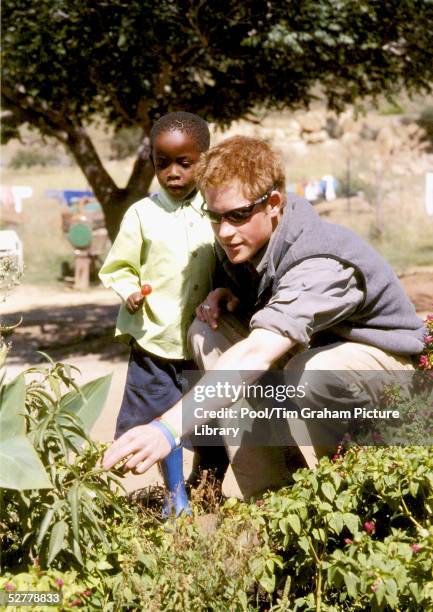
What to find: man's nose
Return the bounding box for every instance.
[215,218,236,240]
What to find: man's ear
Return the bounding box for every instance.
[267,190,284,217]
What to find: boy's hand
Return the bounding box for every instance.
[103,424,171,473]
[126,291,145,314]
[196,287,239,329]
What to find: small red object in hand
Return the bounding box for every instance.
[141,284,152,296]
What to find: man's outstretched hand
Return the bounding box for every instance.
[103,424,172,473]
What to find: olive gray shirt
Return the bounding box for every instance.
[250,257,363,347]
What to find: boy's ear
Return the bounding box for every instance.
[268,190,284,217]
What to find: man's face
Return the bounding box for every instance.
[203,183,283,264]
[153,130,201,201]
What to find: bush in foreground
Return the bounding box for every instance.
[1,444,432,611]
[1,314,432,610]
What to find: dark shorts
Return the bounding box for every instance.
[115,342,194,439]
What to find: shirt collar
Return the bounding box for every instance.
[254,207,287,276]
[156,187,204,213]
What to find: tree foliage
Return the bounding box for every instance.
[2,0,432,238]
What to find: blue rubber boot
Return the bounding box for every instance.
[160,446,191,518]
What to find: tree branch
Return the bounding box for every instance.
[2,86,70,144]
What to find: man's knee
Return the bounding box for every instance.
[187,316,230,370]
[285,343,345,372]
[188,314,248,369]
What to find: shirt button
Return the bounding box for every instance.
[189,222,194,227]
[193,284,199,290]
[192,251,197,257]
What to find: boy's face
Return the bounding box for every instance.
[203,182,283,264]
[153,130,201,201]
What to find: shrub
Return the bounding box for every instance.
[2,444,431,611]
[110,126,143,160]
[0,360,124,570]
[9,148,61,169]
[246,445,433,611]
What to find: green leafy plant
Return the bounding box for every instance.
[239,445,433,611]
[0,360,125,570]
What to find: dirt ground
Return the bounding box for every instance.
[2,270,432,495]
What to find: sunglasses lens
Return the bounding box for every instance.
[227,211,250,223]
[203,190,271,224]
[227,203,256,223]
[208,211,222,223]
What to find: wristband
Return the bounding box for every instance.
[150,419,181,450]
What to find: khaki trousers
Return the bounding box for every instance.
[188,314,414,500]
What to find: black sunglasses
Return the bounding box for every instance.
[201,188,274,224]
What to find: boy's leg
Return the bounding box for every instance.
[115,342,190,516]
[115,342,184,437]
[159,446,190,517]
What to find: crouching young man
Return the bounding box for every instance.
[103,136,425,500]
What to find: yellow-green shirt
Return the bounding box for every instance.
[99,189,215,359]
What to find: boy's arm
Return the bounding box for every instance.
[99,207,143,302]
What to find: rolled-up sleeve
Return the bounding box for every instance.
[250,258,364,347]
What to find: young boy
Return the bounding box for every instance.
[99,112,220,516]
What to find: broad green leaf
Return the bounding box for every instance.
[72,537,84,565]
[47,520,67,565]
[343,572,359,598]
[59,374,112,433]
[318,501,333,512]
[298,536,310,554]
[0,436,52,489]
[329,513,344,534]
[409,481,419,497]
[259,569,276,594]
[0,374,26,440]
[321,482,336,502]
[384,578,398,607]
[285,513,301,535]
[409,582,421,603]
[312,527,326,543]
[342,513,359,536]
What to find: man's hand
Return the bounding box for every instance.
[103,424,172,473]
[196,288,239,329]
[126,290,145,314]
